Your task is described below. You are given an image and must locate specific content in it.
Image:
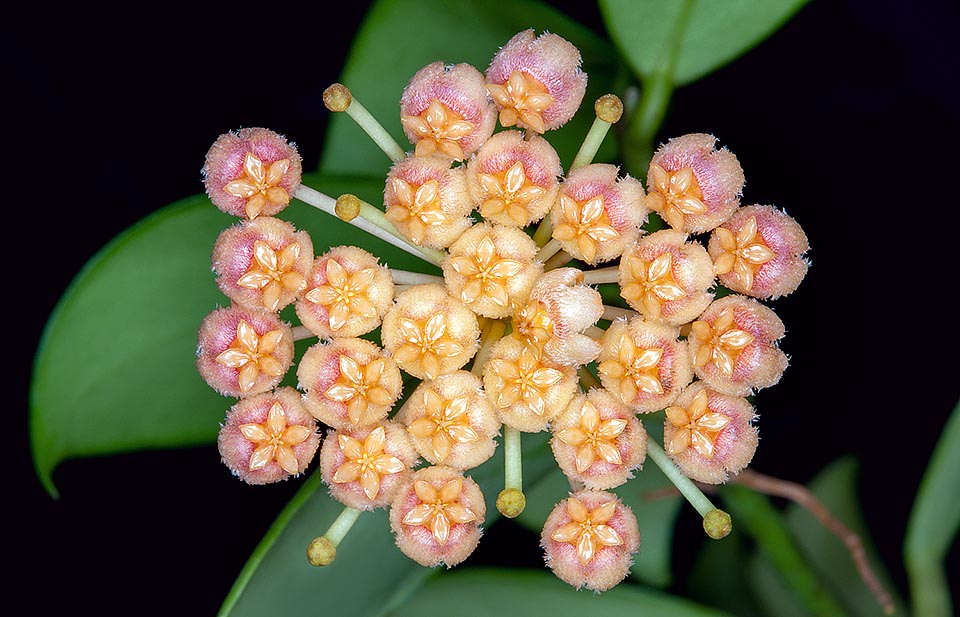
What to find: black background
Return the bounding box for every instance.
[10,1,958,615]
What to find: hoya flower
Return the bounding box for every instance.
[550,164,646,265]
[196,305,294,397]
[467,130,561,226]
[688,295,788,396]
[320,422,418,510]
[483,335,578,433]
[381,284,480,380]
[203,127,302,220]
[296,245,394,338]
[618,229,714,325]
[297,337,403,429]
[551,389,647,490]
[597,317,692,413]
[212,216,313,313]
[709,204,810,299]
[541,491,640,592]
[217,387,320,485]
[663,383,758,484]
[384,155,474,249]
[396,371,499,470]
[400,61,497,161]
[390,466,486,567]
[441,222,542,319]
[646,133,744,234]
[513,268,603,366]
[485,29,587,133]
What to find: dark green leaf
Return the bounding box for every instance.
[30,174,435,496]
[904,399,960,617]
[515,415,683,587]
[219,432,556,616]
[385,567,734,617]
[686,529,763,616]
[785,457,906,616]
[320,0,619,177]
[599,0,809,86]
[743,457,906,616]
[724,484,846,617]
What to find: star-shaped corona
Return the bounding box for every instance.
[215,320,285,395]
[331,426,407,501]
[645,165,706,231]
[237,240,305,312]
[323,355,397,426]
[690,308,754,378]
[305,260,377,331]
[223,153,292,220]
[240,401,313,474]
[406,390,478,463]
[552,194,619,264]
[550,497,623,565]
[711,216,775,292]
[665,389,730,458]
[401,99,476,161]
[401,477,478,545]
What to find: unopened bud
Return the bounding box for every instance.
[594,94,623,124]
[307,536,337,566]
[496,488,526,518]
[703,509,732,540]
[335,194,361,222]
[323,83,352,112]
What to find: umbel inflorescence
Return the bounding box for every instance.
[196,29,809,592]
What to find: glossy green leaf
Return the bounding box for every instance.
[219,432,557,616]
[386,567,734,617]
[599,0,809,86]
[516,415,682,587]
[745,457,906,616]
[787,457,906,616]
[905,399,960,617]
[320,0,619,177]
[30,174,435,496]
[686,529,762,616]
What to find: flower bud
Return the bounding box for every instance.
[663,382,758,484]
[217,387,320,484]
[381,284,480,380]
[390,466,486,567]
[400,61,497,161]
[596,317,692,413]
[541,491,640,592]
[297,337,403,429]
[296,245,394,338]
[320,421,418,510]
[618,228,714,325]
[212,216,313,313]
[646,133,744,234]
[708,204,810,299]
[551,389,646,490]
[514,268,603,366]
[551,164,646,265]
[688,295,788,396]
[396,371,499,470]
[483,335,578,432]
[203,127,302,220]
[442,222,542,319]
[384,155,474,249]
[467,130,561,226]
[196,305,294,397]
[486,29,588,132]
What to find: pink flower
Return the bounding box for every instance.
[485,29,587,132]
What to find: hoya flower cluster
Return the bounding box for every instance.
[196,28,809,592]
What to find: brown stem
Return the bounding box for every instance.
[733,469,895,615]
